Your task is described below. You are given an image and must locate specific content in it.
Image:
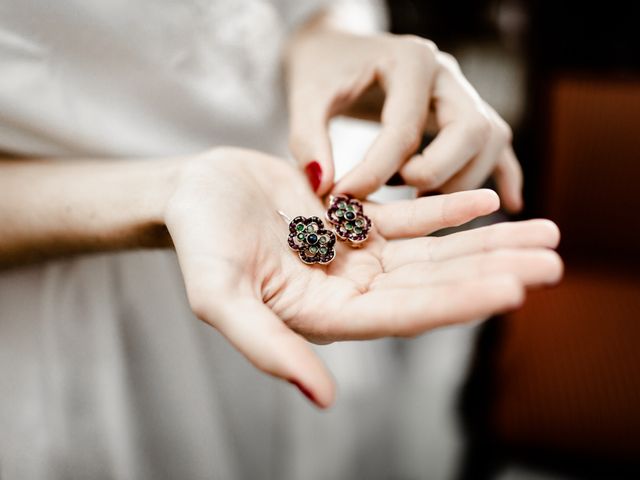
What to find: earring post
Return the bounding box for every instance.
[277,210,292,224]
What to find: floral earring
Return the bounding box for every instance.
[279,211,336,265]
[326,195,372,247]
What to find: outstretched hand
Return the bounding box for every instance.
[166,148,561,408]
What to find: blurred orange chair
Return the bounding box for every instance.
[459,77,640,479]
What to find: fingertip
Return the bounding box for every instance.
[330,167,358,197]
[316,377,337,409]
[456,188,499,216]
[544,250,564,285]
[520,218,561,249]
[289,374,336,409]
[502,190,524,214]
[539,219,561,248]
[487,274,526,310]
[477,188,501,212]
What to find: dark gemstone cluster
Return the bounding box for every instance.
[287,216,336,264]
[326,195,372,245]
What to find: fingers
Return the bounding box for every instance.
[494,146,523,213]
[431,219,559,261]
[366,189,499,239]
[332,40,436,197]
[398,119,488,191]
[289,91,336,196]
[383,219,560,269]
[438,116,510,194]
[333,275,524,340]
[376,248,563,290]
[398,56,519,207]
[192,295,335,408]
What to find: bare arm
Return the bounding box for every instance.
[0,148,561,407]
[0,157,178,268]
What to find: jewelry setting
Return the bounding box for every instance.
[279,211,336,265]
[326,195,372,247]
[279,195,371,265]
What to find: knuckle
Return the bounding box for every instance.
[392,125,422,153]
[402,125,424,153]
[495,118,513,144]
[491,114,513,145]
[436,51,460,70]
[397,35,438,61]
[385,124,422,156]
[464,114,492,148]
[405,201,421,228]
[395,35,438,64]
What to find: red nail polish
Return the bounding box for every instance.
[288,379,317,404]
[305,161,322,192]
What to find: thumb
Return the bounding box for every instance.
[199,295,336,408]
[289,101,335,196]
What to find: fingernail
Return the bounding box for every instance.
[288,379,317,404]
[304,161,322,192]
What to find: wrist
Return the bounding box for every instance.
[0,157,184,267]
[130,156,183,249]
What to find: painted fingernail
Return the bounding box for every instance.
[289,379,317,404]
[305,161,322,192]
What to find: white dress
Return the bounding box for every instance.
[0,2,427,480]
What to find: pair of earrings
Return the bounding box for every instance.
[280,195,372,265]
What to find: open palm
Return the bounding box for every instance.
[167,148,562,407]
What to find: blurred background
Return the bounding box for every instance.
[345,0,639,478]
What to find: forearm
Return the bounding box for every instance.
[0,157,180,268]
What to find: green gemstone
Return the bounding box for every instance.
[347,205,355,212]
[297,233,305,240]
[320,247,328,255]
[355,219,364,227]
[309,246,318,254]
[355,227,362,234]
[296,223,305,232]
[319,236,327,244]
[336,210,344,218]
[345,222,354,230]
[307,225,315,233]
[338,201,347,209]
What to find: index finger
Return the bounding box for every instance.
[365,189,499,239]
[332,41,436,198]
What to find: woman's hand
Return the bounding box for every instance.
[166,148,560,408]
[286,26,522,211]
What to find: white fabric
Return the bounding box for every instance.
[0,1,420,479]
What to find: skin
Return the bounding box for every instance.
[286,14,523,210]
[0,148,562,407]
